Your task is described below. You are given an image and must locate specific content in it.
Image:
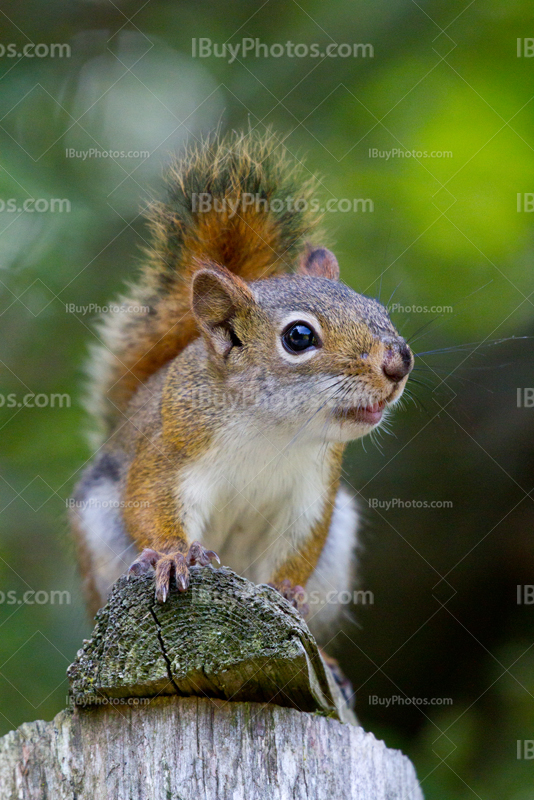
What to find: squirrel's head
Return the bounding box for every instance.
[191,247,413,444]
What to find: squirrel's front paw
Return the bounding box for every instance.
[268,579,310,618]
[128,542,219,603]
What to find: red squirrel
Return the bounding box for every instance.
[71,132,413,646]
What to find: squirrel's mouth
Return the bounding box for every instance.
[333,399,386,426]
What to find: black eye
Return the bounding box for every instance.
[282,322,318,354]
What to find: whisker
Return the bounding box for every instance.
[415,335,532,357]
[413,363,513,373]
[277,377,350,458]
[412,367,497,393]
[403,387,432,418]
[408,377,435,390]
[406,316,441,345]
[398,316,412,335]
[398,279,496,346]
[385,279,403,308]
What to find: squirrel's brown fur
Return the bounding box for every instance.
[74,131,414,643]
[89,132,322,437]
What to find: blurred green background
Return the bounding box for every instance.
[0,1,533,797]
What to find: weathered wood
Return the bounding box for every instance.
[0,565,424,799]
[67,566,355,725]
[0,697,423,800]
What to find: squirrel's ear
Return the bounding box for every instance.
[298,245,339,281]
[191,265,256,356]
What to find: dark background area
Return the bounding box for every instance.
[0,1,533,797]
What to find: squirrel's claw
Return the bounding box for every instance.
[268,579,310,618]
[128,543,219,603]
[154,552,190,602]
[154,554,175,603]
[186,540,220,568]
[128,548,160,577]
[173,553,190,593]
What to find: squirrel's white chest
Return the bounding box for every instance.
[177,432,329,584]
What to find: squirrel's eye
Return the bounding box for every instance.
[282,322,318,354]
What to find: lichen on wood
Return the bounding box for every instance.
[67,565,354,724]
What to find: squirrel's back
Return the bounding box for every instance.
[88,132,323,439]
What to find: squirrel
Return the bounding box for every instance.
[71,131,413,645]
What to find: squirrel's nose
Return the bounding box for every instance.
[382,342,413,383]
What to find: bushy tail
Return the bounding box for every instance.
[87,131,322,438]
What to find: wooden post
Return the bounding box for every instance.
[0,567,424,799]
